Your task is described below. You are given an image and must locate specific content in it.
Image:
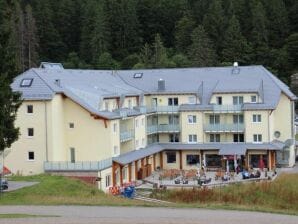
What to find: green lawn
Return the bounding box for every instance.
[0,174,150,206]
[152,173,298,215]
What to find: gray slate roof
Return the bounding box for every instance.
[113,142,283,165]
[11,65,296,119]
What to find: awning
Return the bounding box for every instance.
[218,144,247,155]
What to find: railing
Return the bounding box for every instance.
[44,158,112,171]
[120,130,134,142]
[204,123,245,132]
[212,104,242,113]
[147,106,179,113]
[147,124,180,134]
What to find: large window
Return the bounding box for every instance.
[168,97,178,106]
[250,155,268,168]
[188,134,197,143]
[188,115,197,124]
[233,96,243,105]
[186,155,200,165]
[205,154,222,167]
[209,115,220,124]
[253,134,262,143]
[169,134,179,142]
[166,152,176,163]
[233,134,244,142]
[253,114,261,123]
[233,114,244,124]
[70,147,75,163]
[251,95,257,103]
[105,175,111,187]
[210,134,220,142]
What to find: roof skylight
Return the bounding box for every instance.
[20,78,33,87]
[133,73,143,78]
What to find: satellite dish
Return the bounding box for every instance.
[274,131,281,138]
[284,139,294,147]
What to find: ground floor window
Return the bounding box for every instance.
[28,151,35,161]
[166,152,176,163]
[249,154,268,168]
[210,134,220,142]
[233,134,244,142]
[205,154,221,167]
[105,175,111,187]
[186,154,200,165]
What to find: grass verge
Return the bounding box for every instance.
[0,174,151,206]
[0,213,52,218]
[152,173,298,215]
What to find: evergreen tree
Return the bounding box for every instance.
[33,0,64,61]
[221,15,251,64]
[138,43,152,68]
[263,0,289,48]
[203,0,225,54]
[174,16,196,54]
[151,34,172,68]
[24,4,39,69]
[250,0,269,64]
[188,25,217,67]
[0,0,22,153]
[95,52,119,69]
[286,33,298,71]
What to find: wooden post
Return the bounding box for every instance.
[141,158,144,167]
[112,161,117,186]
[179,150,182,170]
[272,151,276,169]
[160,152,163,169]
[135,160,138,180]
[200,150,204,168]
[268,151,272,171]
[146,156,149,165]
[245,152,248,169]
[120,165,123,186]
[128,163,132,182]
[153,154,156,170]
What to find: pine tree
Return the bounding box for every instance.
[250,0,269,64]
[151,34,172,68]
[174,16,196,54]
[24,4,39,69]
[188,25,217,67]
[0,0,22,154]
[138,43,152,68]
[263,0,289,48]
[202,0,225,54]
[221,15,251,64]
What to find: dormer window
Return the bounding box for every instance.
[251,95,257,103]
[20,78,33,87]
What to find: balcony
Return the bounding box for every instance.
[207,104,243,113]
[147,124,180,134]
[44,158,112,171]
[147,106,179,114]
[204,123,245,133]
[120,130,134,142]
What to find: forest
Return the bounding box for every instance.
[0,0,297,84]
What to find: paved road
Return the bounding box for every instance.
[0,206,297,224]
[3,181,39,192]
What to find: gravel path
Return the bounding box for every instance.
[0,206,297,224]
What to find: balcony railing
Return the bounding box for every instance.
[147,106,179,113]
[211,104,243,113]
[204,123,245,132]
[147,124,180,134]
[120,130,134,142]
[44,158,112,171]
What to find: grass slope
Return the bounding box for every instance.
[0,174,150,206]
[152,173,298,215]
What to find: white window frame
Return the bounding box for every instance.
[27,151,35,161]
[105,174,111,187]
[188,115,197,124]
[252,114,261,123]
[188,134,197,143]
[251,95,257,103]
[113,146,119,156]
[216,96,222,105]
[253,134,262,143]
